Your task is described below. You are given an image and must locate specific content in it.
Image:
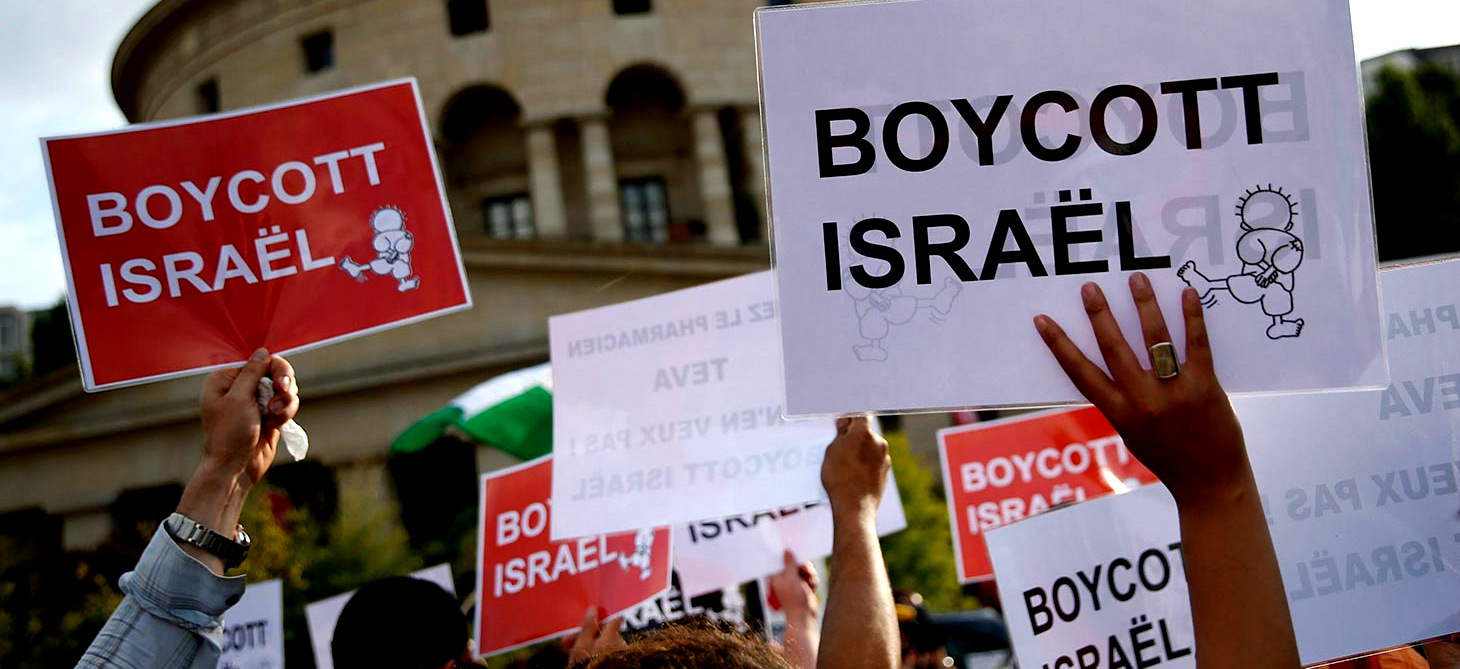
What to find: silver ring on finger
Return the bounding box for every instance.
[1150,342,1180,380]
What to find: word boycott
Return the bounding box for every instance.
[815,73,1282,177]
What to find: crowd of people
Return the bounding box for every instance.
[76,276,1420,668]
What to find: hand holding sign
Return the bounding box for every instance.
[822,416,891,516]
[1032,273,1300,669]
[1033,275,1244,506]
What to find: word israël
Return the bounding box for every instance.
[83,143,386,307]
[491,499,638,595]
[816,72,1287,291]
[1023,544,1192,669]
[1286,535,1457,601]
[569,446,822,502]
[684,502,821,544]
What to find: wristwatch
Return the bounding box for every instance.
[164,513,251,570]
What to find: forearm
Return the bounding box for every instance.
[782,606,820,669]
[817,506,898,669]
[174,460,250,575]
[76,527,243,669]
[1175,468,1299,669]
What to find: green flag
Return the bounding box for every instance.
[391,363,553,460]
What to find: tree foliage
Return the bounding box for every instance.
[880,431,978,612]
[1366,64,1460,261]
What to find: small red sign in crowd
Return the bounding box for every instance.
[42,79,470,390]
[474,457,672,659]
[938,407,1158,582]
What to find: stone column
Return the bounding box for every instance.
[579,115,623,243]
[738,106,769,243]
[524,122,567,238]
[691,108,740,245]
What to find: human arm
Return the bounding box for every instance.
[77,349,299,668]
[769,550,821,669]
[1033,273,1299,669]
[816,416,899,669]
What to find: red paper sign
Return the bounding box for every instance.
[938,407,1158,583]
[474,456,671,658]
[41,79,470,390]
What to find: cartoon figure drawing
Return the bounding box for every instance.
[618,528,655,581]
[340,206,420,292]
[1177,185,1305,340]
[846,275,963,362]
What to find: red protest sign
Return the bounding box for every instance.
[41,79,470,391]
[938,407,1158,583]
[474,456,671,659]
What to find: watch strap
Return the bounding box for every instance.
[165,513,250,570]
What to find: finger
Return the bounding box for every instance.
[1034,314,1124,410]
[782,549,798,572]
[570,607,599,658]
[598,618,626,651]
[200,369,235,400]
[227,348,271,401]
[1182,287,1215,373]
[1080,283,1146,389]
[267,356,298,415]
[800,562,819,590]
[1128,273,1175,371]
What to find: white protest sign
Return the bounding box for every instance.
[219,579,283,669]
[304,564,455,669]
[757,0,1385,414]
[985,485,1195,669]
[549,271,837,539]
[622,572,749,634]
[1234,258,1460,664]
[674,473,908,598]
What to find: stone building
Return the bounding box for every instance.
[0,0,790,554]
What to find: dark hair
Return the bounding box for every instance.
[332,576,468,669]
[571,620,793,669]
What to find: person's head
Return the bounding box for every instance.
[332,576,470,669]
[569,620,792,669]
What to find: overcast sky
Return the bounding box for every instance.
[2,0,1458,310]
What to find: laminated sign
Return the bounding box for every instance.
[42,79,470,390]
[548,271,839,539]
[938,407,1157,582]
[756,0,1385,414]
[981,260,1460,666]
[1234,258,1460,664]
[474,457,671,659]
[984,485,1196,669]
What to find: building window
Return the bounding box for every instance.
[483,194,535,239]
[302,30,335,73]
[620,178,669,243]
[0,314,16,349]
[447,0,489,35]
[196,79,219,113]
[613,0,651,15]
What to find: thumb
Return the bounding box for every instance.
[782,549,798,571]
[227,348,271,400]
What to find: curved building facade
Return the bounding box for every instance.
[0,0,780,552]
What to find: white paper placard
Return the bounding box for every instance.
[549,271,839,539]
[305,564,455,669]
[985,485,1196,669]
[1236,258,1460,664]
[757,0,1385,415]
[219,579,284,669]
[674,470,908,598]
